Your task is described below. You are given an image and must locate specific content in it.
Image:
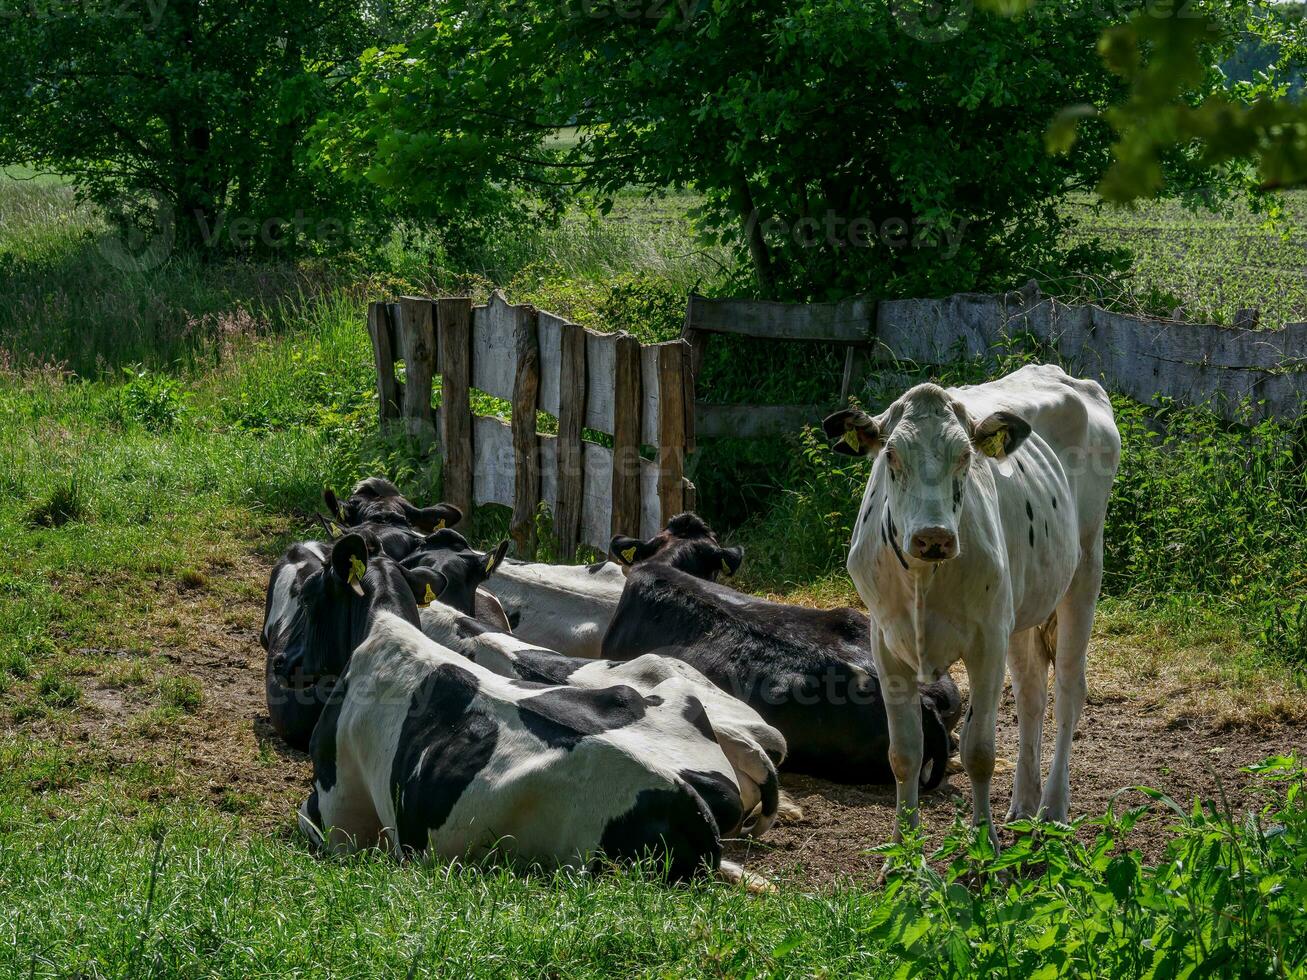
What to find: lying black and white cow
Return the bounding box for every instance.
[486,559,627,658]
[289,533,765,887]
[602,514,963,787]
[823,363,1119,841]
[418,601,788,837]
[324,477,461,536]
[262,523,508,749]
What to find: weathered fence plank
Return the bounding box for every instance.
[397,297,437,444]
[510,305,541,557]
[610,334,643,539]
[686,292,874,343]
[471,291,525,402]
[555,321,587,559]
[656,342,687,525]
[368,302,403,430]
[695,403,825,440]
[437,297,473,515]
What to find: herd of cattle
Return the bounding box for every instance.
[259,363,1120,886]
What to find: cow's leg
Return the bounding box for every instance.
[961,636,1007,848]
[1041,539,1101,823]
[873,632,923,839]
[1005,628,1048,822]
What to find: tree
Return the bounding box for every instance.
[1047,1,1307,201]
[0,0,404,256]
[332,0,1160,300]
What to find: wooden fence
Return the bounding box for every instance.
[369,291,695,558]
[684,281,1307,437]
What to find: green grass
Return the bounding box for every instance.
[1,169,1305,976]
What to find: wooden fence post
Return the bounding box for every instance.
[398,297,436,445]
[611,333,643,541]
[555,322,588,560]
[510,306,541,557]
[656,341,688,524]
[437,297,473,516]
[368,302,403,431]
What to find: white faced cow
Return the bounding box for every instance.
[823,363,1119,841]
[486,559,627,658]
[290,534,766,888]
[418,601,788,837]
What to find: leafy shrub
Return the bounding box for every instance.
[866,757,1307,979]
[117,368,188,431]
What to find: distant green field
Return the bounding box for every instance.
[1065,191,1307,327]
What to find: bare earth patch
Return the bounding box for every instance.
[50,555,1307,890]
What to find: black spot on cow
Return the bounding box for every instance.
[682,696,717,742]
[507,609,522,630]
[861,506,873,526]
[679,768,743,839]
[390,663,498,852]
[597,787,720,883]
[1016,460,1026,474]
[308,677,348,793]
[1051,496,1058,510]
[1025,500,1034,521]
[517,684,649,751]
[455,616,492,640]
[303,789,322,830]
[952,479,962,510]
[1029,526,1035,548]
[509,648,587,686]
[1045,520,1049,539]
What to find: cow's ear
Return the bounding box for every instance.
[315,512,343,539]
[323,487,346,523]
[822,409,882,457]
[971,411,1032,460]
[405,502,462,534]
[330,533,369,597]
[610,535,656,567]
[484,540,509,577]
[402,567,448,608]
[717,545,744,577]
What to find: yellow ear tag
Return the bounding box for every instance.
[328,522,341,537]
[348,555,366,586]
[486,552,497,573]
[979,429,1006,458]
[621,546,637,564]
[422,583,437,607]
[435,519,446,530]
[843,429,861,452]
[720,558,732,575]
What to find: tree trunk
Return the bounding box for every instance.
[733,172,776,297]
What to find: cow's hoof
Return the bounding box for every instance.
[775,790,804,824]
[718,860,776,895]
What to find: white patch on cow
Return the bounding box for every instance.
[486,560,627,658]
[846,364,1119,839]
[419,602,786,836]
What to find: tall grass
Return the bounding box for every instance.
[0,754,1302,977]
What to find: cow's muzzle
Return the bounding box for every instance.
[908,527,958,562]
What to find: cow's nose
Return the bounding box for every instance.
[271,653,291,680]
[909,527,957,562]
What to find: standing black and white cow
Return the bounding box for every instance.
[418,601,787,837]
[823,363,1119,841]
[601,514,962,787]
[288,533,765,887]
[486,559,627,658]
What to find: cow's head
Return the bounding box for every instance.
[402,528,510,617]
[823,384,1031,563]
[323,477,462,534]
[270,533,447,687]
[610,512,744,581]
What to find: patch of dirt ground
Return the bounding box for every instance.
[69,556,1306,890]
